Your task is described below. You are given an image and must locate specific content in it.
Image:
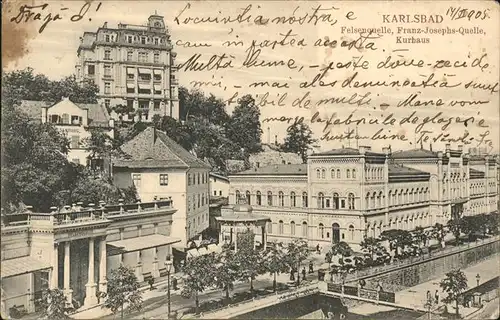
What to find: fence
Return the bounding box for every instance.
[326,283,395,303]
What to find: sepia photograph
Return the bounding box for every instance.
[1,0,499,319]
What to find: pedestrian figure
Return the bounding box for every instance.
[426,290,432,302]
[435,290,439,304]
[172,277,178,290]
[309,261,314,274]
[290,269,295,281]
[148,277,155,290]
[316,244,320,254]
[302,267,306,280]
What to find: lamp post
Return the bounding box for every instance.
[165,257,173,318]
[476,273,480,287]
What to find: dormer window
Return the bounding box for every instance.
[155,22,161,27]
[105,34,110,42]
[154,38,159,45]
[141,37,146,44]
[127,35,133,43]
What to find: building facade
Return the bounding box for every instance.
[112,127,210,249]
[209,173,230,197]
[1,200,179,315]
[225,145,499,250]
[248,143,303,169]
[75,15,179,122]
[18,98,115,165]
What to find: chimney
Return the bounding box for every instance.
[382,146,392,155]
[103,22,108,28]
[274,135,278,145]
[430,143,433,152]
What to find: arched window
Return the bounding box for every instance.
[318,192,325,208]
[267,191,273,206]
[290,221,296,235]
[302,221,308,237]
[336,169,341,179]
[290,192,296,207]
[346,169,351,178]
[398,190,403,204]
[365,192,370,209]
[235,190,240,203]
[348,193,355,210]
[388,191,392,206]
[332,193,340,209]
[278,191,284,206]
[348,225,355,240]
[371,192,376,208]
[278,220,284,234]
[378,191,383,207]
[302,192,308,207]
[405,189,409,203]
[409,189,414,203]
[319,223,324,238]
[331,169,335,178]
[332,223,340,243]
[256,191,262,205]
[316,169,321,178]
[321,169,326,179]
[197,173,200,184]
[246,190,251,204]
[352,169,356,179]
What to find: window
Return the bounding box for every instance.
[290,192,296,207]
[202,193,205,206]
[72,158,80,165]
[154,38,159,45]
[104,99,110,110]
[214,191,217,196]
[336,169,341,179]
[197,194,200,208]
[347,169,351,178]
[278,191,284,206]
[70,135,79,148]
[154,73,162,81]
[267,221,273,234]
[235,190,240,203]
[319,223,324,238]
[290,221,296,235]
[127,51,133,61]
[341,199,345,208]
[154,53,160,63]
[348,225,355,240]
[188,174,191,186]
[105,34,110,42]
[141,36,146,44]
[152,101,160,110]
[61,113,70,124]
[302,222,308,237]
[348,193,355,210]
[333,193,339,209]
[127,73,135,80]
[302,192,308,207]
[267,191,273,206]
[278,221,284,234]
[321,169,326,179]
[127,35,133,43]
[316,169,320,179]
[352,169,356,178]
[88,65,95,75]
[104,82,111,94]
[197,173,200,184]
[104,65,111,76]
[139,52,148,63]
[132,173,141,188]
[318,193,325,208]
[256,191,262,205]
[331,169,335,178]
[159,174,168,186]
[104,50,111,60]
[219,191,222,196]
[246,191,251,204]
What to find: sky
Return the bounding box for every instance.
[3,0,499,154]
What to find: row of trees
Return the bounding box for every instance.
[182,235,309,314]
[447,212,499,245]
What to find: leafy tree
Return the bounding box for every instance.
[380,229,413,256]
[227,95,262,154]
[330,241,353,258]
[486,213,499,235]
[459,216,482,240]
[431,223,447,248]
[281,122,318,163]
[181,254,218,314]
[440,269,468,317]
[234,242,264,295]
[411,226,428,247]
[262,243,289,292]
[360,237,382,261]
[213,249,239,300]
[447,218,462,245]
[99,265,142,319]
[38,289,74,320]
[237,229,256,252]
[285,239,310,285]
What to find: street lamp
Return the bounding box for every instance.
[476,273,480,287]
[165,256,174,318]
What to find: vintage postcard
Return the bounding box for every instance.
[1,0,499,319]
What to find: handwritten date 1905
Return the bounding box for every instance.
[10,2,102,34]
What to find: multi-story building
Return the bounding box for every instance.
[112,127,210,253]
[209,173,230,197]
[18,98,114,165]
[75,15,179,122]
[225,145,499,250]
[1,200,179,315]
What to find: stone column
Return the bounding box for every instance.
[63,242,73,304]
[152,248,160,278]
[27,272,35,313]
[136,251,144,282]
[50,244,59,289]
[84,238,98,307]
[262,226,267,250]
[99,237,107,293]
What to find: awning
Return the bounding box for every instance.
[126,67,136,74]
[1,256,52,278]
[138,68,151,74]
[197,247,208,256]
[138,83,150,90]
[186,248,200,259]
[153,69,162,75]
[207,244,222,254]
[107,234,181,255]
[126,83,135,89]
[153,84,162,91]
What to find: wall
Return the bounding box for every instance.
[362,239,499,292]
[210,176,230,197]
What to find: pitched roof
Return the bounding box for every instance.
[114,127,210,169]
[388,164,430,182]
[391,149,439,159]
[231,164,307,176]
[82,103,111,127]
[210,172,229,182]
[469,168,485,179]
[16,100,49,120]
[312,147,384,157]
